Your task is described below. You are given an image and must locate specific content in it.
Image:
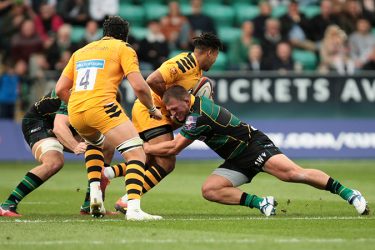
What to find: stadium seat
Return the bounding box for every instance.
[271,5,288,18]
[119,4,145,27]
[168,50,185,58]
[292,49,317,70]
[217,27,241,47]
[180,3,192,15]
[71,26,85,43]
[203,4,235,27]
[234,4,260,25]
[144,3,168,22]
[300,5,321,19]
[130,26,148,40]
[210,52,228,71]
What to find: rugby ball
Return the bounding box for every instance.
[192,77,214,99]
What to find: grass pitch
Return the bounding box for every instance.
[0,160,374,250]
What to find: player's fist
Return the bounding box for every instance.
[74,142,87,155]
[149,106,162,120]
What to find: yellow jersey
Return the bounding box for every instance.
[62,37,140,112]
[153,52,202,107]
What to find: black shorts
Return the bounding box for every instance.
[139,124,173,141]
[218,130,282,182]
[21,114,54,149]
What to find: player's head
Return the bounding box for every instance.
[193,32,222,71]
[103,16,129,42]
[163,85,191,122]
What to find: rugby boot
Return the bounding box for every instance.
[126,209,163,221]
[0,203,21,217]
[260,196,277,217]
[348,190,370,215]
[114,194,128,215]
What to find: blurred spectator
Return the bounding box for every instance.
[337,0,369,35]
[160,1,190,50]
[28,53,52,104]
[228,21,259,70]
[308,0,337,42]
[60,0,89,26]
[253,1,272,39]
[55,49,72,72]
[0,0,13,19]
[187,0,216,38]
[33,3,64,42]
[280,0,316,51]
[244,44,266,72]
[10,19,43,62]
[319,25,355,75]
[0,59,27,119]
[260,18,286,65]
[360,0,375,25]
[77,19,101,47]
[138,20,169,70]
[267,42,298,72]
[0,3,30,55]
[362,47,375,70]
[349,18,375,70]
[89,0,118,23]
[45,24,74,70]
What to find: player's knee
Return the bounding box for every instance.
[201,183,219,202]
[43,158,64,175]
[155,155,176,173]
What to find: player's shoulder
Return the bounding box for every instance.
[163,52,198,72]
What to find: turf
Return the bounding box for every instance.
[0,160,374,250]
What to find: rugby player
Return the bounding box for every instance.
[0,88,113,217]
[102,33,222,212]
[55,16,162,220]
[143,85,370,216]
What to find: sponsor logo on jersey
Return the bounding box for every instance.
[184,115,197,131]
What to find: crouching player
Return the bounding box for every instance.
[143,85,370,216]
[0,88,113,217]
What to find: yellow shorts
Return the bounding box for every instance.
[132,99,173,134]
[69,101,129,140]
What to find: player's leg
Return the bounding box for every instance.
[201,161,277,217]
[263,154,369,215]
[104,119,162,220]
[0,138,64,217]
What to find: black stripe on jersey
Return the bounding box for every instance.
[187,53,196,66]
[184,56,194,68]
[109,110,121,118]
[176,61,186,73]
[216,107,232,127]
[180,58,191,70]
[105,105,117,114]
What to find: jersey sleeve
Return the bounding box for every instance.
[158,61,180,87]
[120,44,140,76]
[179,114,209,141]
[62,52,75,81]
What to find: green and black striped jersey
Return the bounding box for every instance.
[180,96,252,160]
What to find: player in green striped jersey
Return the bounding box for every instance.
[144,85,370,216]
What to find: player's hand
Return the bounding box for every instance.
[148,106,162,120]
[143,142,150,154]
[74,142,87,155]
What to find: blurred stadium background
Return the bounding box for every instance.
[0,0,375,160]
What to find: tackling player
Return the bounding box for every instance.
[103,33,222,212]
[143,85,370,216]
[55,16,163,220]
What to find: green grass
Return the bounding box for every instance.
[0,160,374,250]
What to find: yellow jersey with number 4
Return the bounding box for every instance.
[153,52,202,107]
[62,37,140,113]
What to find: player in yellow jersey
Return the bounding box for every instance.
[55,16,163,220]
[103,33,222,213]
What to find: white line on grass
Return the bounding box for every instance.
[0,216,373,223]
[1,238,375,246]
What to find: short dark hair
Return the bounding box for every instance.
[163,85,189,104]
[192,32,222,51]
[103,16,129,42]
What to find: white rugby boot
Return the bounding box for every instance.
[90,182,106,218]
[125,199,162,221]
[348,190,370,215]
[260,196,277,217]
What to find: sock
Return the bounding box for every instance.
[105,163,126,179]
[142,163,168,194]
[240,192,264,209]
[125,160,146,201]
[81,181,90,209]
[325,177,354,201]
[85,145,104,183]
[2,172,43,207]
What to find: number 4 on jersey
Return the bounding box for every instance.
[79,69,90,89]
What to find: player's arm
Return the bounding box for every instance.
[146,70,166,98]
[127,72,162,119]
[53,114,86,155]
[55,75,73,103]
[143,134,193,156]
